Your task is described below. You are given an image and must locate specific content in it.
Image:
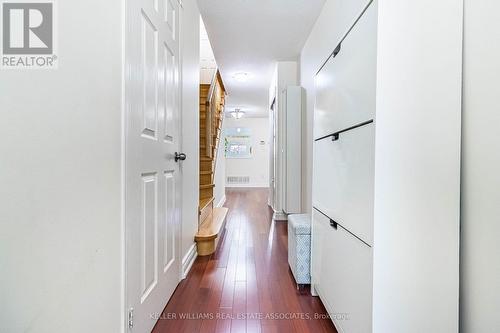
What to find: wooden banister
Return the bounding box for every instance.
[196,70,227,256]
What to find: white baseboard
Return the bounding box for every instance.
[216,194,226,207]
[273,211,288,221]
[225,184,269,188]
[311,283,319,297]
[181,243,197,279]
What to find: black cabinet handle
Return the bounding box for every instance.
[314,119,374,142]
[333,43,341,58]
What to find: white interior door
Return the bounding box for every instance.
[125,0,181,332]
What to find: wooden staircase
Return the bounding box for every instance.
[195,71,228,256]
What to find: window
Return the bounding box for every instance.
[224,127,252,159]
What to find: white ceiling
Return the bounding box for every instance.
[198,0,325,118]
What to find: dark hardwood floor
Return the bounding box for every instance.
[152,188,337,333]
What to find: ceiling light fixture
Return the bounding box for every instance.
[230,108,245,119]
[232,72,250,82]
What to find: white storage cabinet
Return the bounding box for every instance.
[311,0,462,332]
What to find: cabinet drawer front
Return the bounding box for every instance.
[313,123,374,245]
[312,209,373,333]
[314,1,377,139]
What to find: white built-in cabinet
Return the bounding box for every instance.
[312,3,376,331]
[312,210,373,333]
[269,62,303,219]
[311,0,462,332]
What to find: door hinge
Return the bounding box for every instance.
[128,308,134,329]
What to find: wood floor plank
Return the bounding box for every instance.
[231,281,247,333]
[220,211,240,308]
[215,307,232,333]
[199,267,226,333]
[152,188,337,333]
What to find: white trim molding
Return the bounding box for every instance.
[273,210,288,221]
[216,194,226,208]
[225,184,269,188]
[181,243,197,279]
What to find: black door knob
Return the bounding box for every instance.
[174,152,187,162]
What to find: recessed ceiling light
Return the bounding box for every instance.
[232,72,250,82]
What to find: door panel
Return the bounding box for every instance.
[163,43,176,142]
[313,209,373,333]
[313,123,375,245]
[314,1,377,139]
[165,0,176,39]
[163,171,175,272]
[141,173,158,301]
[126,0,181,332]
[141,12,159,139]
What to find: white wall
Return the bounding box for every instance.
[224,117,270,187]
[300,0,367,213]
[0,1,123,332]
[461,0,500,331]
[213,129,226,206]
[200,17,217,85]
[180,1,200,272]
[373,1,462,332]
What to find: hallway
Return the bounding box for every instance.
[152,188,337,333]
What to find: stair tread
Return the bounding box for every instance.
[195,207,229,241]
[200,171,213,175]
[200,183,215,189]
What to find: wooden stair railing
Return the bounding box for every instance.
[195,70,228,256]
